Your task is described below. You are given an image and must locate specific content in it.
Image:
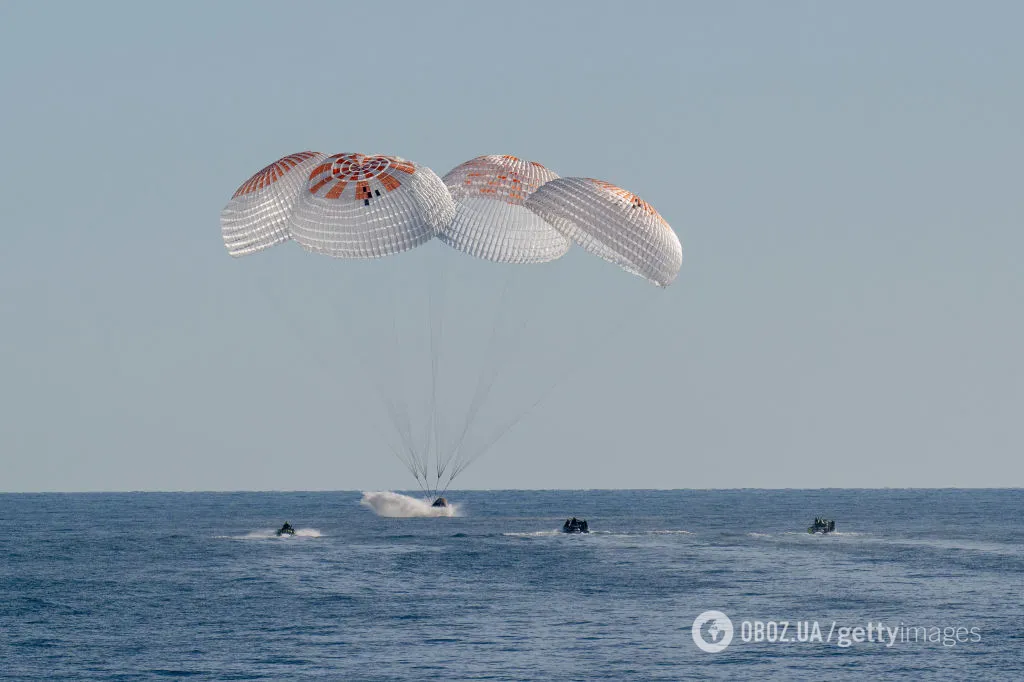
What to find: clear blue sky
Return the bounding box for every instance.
[1,1,1021,491]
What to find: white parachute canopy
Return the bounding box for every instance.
[289,153,455,259]
[439,155,568,264]
[524,177,682,287]
[220,151,327,257]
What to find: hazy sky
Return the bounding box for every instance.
[1,1,1021,492]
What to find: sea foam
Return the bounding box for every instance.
[360,491,459,518]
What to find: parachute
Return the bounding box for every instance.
[524,177,682,287]
[440,155,567,264]
[221,151,326,257]
[220,151,682,498]
[290,153,454,259]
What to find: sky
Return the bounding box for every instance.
[0,1,1021,492]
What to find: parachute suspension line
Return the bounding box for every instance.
[439,268,543,495]
[387,272,430,488]
[439,265,523,485]
[444,292,665,486]
[249,266,423,484]
[341,285,422,485]
[443,279,546,489]
[429,251,449,498]
[423,258,440,497]
[384,265,428,488]
[323,268,421,471]
[381,393,424,487]
[265,262,425,487]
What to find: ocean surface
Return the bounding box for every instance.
[1,489,1021,680]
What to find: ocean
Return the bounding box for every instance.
[1,489,1020,680]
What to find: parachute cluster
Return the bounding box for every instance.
[221,152,682,287]
[220,151,683,498]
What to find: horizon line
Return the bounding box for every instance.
[1,486,1020,495]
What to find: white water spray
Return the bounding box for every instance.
[360,491,459,518]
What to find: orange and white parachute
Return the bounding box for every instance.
[290,153,454,259]
[220,151,326,257]
[524,177,682,287]
[219,151,454,260]
[439,155,568,264]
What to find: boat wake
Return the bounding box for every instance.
[219,528,323,540]
[503,530,563,537]
[360,491,459,518]
[503,529,693,538]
